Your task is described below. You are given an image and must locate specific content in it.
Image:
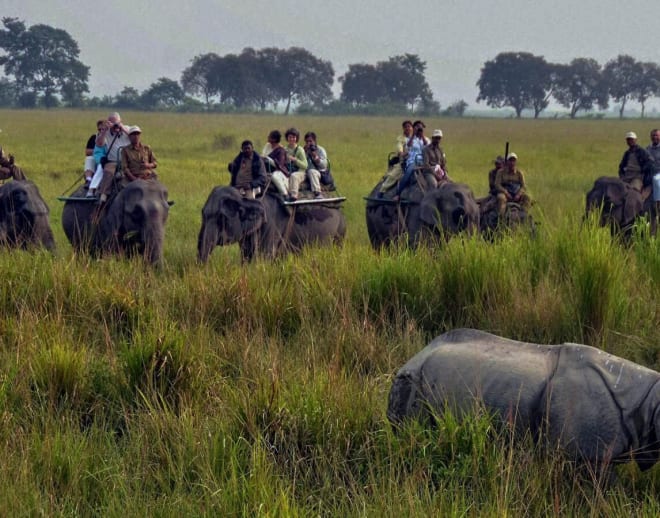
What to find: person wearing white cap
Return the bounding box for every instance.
[421,129,449,188]
[394,120,430,200]
[619,131,653,197]
[494,152,530,217]
[95,112,132,201]
[120,125,158,184]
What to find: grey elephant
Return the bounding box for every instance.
[0,180,55,251]
[479,199,535,239]
[406,182,480,247]
[388,328,660,473]
[198,186,346,262]
[585,176,645,237]
[365,179,425,249]
[62,179,169,264]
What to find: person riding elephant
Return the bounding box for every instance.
[494,152,531,217]
[227,140,267,199]
[62,179,170,265]
[619,131,653,201]
[0,146,27,181]
[197,186,346,262]
[0,180,55,251]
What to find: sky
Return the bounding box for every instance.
[3,0,660,112]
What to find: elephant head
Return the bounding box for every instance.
[0,180,55,251]
[412,183,479,246]
[197,186,266,263]
[102,179,169,264]
[586,176,643,235]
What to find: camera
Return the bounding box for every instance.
[112,123,120,130]
[308,145,317,152]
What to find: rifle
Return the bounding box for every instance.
[504,141,509,161]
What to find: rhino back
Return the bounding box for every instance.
[389,329,558,429]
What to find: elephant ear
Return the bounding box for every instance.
[622,188,643,225]
[240,199,266,236]
[420,196,442,227]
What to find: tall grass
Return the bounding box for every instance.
[0,110,658,514]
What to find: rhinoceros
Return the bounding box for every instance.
[387,328,660,471]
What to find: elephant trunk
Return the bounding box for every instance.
[197,219,219,263]
[142,206,166,265]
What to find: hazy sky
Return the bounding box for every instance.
[4,0,660,110]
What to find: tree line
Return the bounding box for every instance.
[1,17,660,118]
[477,52,660,119]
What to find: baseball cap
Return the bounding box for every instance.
[625,131,637,139]
[128,126,142,135]
[507,152,518,160]
[432,129,443,138]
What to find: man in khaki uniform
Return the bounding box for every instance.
[422,129,449,188]
[495,153,531,216]
[120,126,157,183]
[619,131,653,201]
[0,147,26,181]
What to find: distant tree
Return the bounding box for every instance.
[140,78,185,109]
[274,47,334,114]
[635,61,660,118]
[443,99,468,117]
[603,54,642,119]
[553,58,608,118]
[340,54,436,112]
[339,63,385,106]
[476,52,554,118]
[113,86,141,108]
[0,17,89,108]
[0,77,16,106]
[180,52,222,110]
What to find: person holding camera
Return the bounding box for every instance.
[378,120,413,197]
[394,120,430,201]
[304,131,331,199]
[95,112,131,202]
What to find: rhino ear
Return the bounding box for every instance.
[622,190,642,225]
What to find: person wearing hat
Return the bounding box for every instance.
[619,131,653,198]
[494,152,530,217]
[421,129,449,188]
[488,156,505,196]
[120,126,158,183]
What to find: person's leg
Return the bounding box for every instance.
[497,193,507,216]
[307,169,322,196]
[288,171,306,199]
[380,165,403,192]
[270,171,289,196]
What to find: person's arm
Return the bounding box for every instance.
[145,148,157,170]
[494,169,507,195]
[618,152,627,178]
[292,146,307,171]
[253,155,267,188]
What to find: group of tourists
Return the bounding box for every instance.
[619,129,660,202]
[83,112,157,202]
[257,128,334,201]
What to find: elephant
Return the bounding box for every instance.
[407,182,480,247]
[62,179,169,264]
[365,178,425,249]
[197,186,346,262]
[0,180,55,251]
[388,328,660,473]
[585,176,645,238]
[478,197,535,239]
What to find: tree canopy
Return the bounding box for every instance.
[0,17,89,108]
[553,58,608,118]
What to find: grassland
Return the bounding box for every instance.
[0,109,659,516]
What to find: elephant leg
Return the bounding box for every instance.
[197,220,219,263]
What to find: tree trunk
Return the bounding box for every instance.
[641,101,646,119]
[284,95,292,115]
[619,99,626,119]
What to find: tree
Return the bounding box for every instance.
[603,54,642,119]
[339,54,436,112]
[0,77,16,107]
[476,52,554,118]
[0,17,89,108]
[443,99,468,117]
[339,63,385,106]
[635,62,660,118]
[553,58,608,118]
[180,53,222,110]
[140,78,185,109]
[113,86,141,108]
[274,47,334,114]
